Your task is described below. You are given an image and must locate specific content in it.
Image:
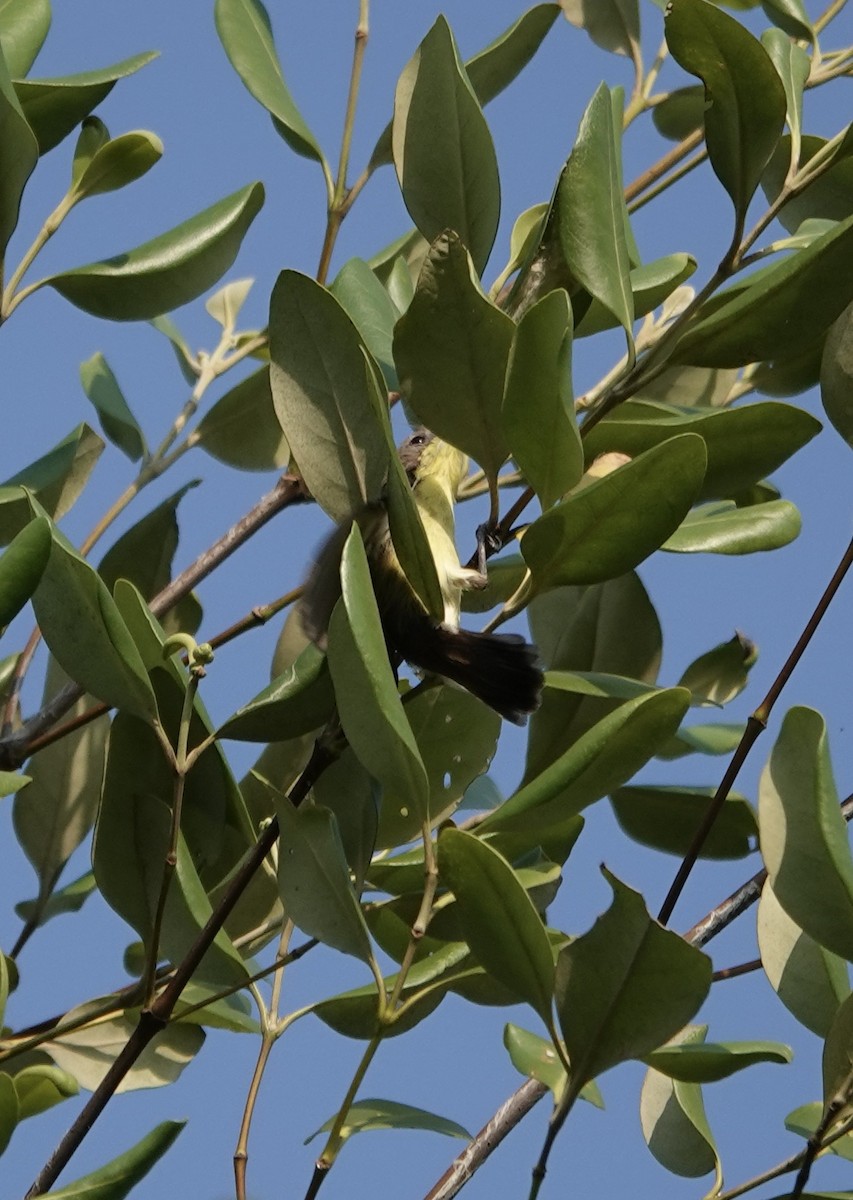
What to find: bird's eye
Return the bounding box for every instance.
[409,433,427,446]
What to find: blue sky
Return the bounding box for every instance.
[3,2,853,1198]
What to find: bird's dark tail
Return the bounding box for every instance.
[386,607,543,725]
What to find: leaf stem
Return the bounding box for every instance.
[1,192,76,320]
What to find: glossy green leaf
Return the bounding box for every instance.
[15,53,159,155]
[98,484,198,603]
[525,573,661,779]
[502,289,581,508]
[71,129,162,202]
[482,688,690,833]
[46,182,264,321]
[327,526,429,827]
[582,400,820,501]
[574,253,698,338]
[821,301,853,451]
[46,1121,184,1200]
[504,1023,567,1101]
[762,0,814,42]
[305,1098,470,1145]
[0,42,37,257]
[678,631,757,706]
[0,0,50,78]
[269,269,388,520]
[438,828,555,1025]
[70,116,109,185]
[651,86,705,141]
[663,499,801,554]
[362,347,442,621]
[217,643,333,741]
[785,1102,853,1172]
[520,435,707,591]
[640,1030,720,1179]
[370,6,558,170]
[759,707,853,962]
[635,363,738,407]
[611,786,756,858]
[331,257,400,389]
[195,366,289,471]
[310,749,378,894]
[763,135,853,235]
[555,871,712,1090]
[80,352,147,462]
[645,1038,791,1081]
[758,881,850,1038]
[657,721,744,760]
[392,16,499,275]
[761,29,809,168]
[15,870,97,928]
[12,1064,78,1120]
[276,796,373,962]
[46,1010,203,1092]
[377,683,499,849]
[672,213,853,366]
[13,658,108,900]
[560,0,639,56]
[665,0,785,225]
[823,991,853,1103]
[214,0,325,164]
[0,1073,17,1154]
[32,523,157,721]
[556,82,633,341]
[0,514,49,627]
[394,230,513,483]
[544,670,658,703]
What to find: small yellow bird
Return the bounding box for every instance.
[302,430,543,724]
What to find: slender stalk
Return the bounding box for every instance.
[627,147,707,214]
[1,193,76,320]
[624,128,704,205]
[815,0,848,31]
[711,958,762,982]
[310,1032,382,1181]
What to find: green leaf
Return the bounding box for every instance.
[657,721,744,760]
[331,257,400,389]
[393,230,513,483]
[0,770,28,796]
[0,42,38,257]
[762,135,853,235]
[369,6,558,170]
[786,1102,853,1172]
[15,53,159,155]
[640,1030,720,1179]
[195,366,289,471]
[677,631,757,706]
[46,1121,184,1200]
[327,526,429,828]
[663,499,801,554]
[214,0,326,165]
[761,29,809,168]
[12,1064,78,1120]
[70,116,109,187]
[275,796,373,962]
[310,750,378,893]
[611,786,756,858]
[80,352,147,462]
[438,828,555,1025]
[556,82,634,341]
[205,277,253,331]
[305,1098,470,1145]
[525,573,661,779]
[672,213,853,367]
[645,1038,791,1081]
[13,658,108,901]
[823,991,853,1103]
[148,313,198,383]
[378,683,499,850]
[393,16,500,277]
[70,129,162,202]
[482,688,690,833]
[0,0,50,78]
[758,881,850,1037]
[0,514,49,627]
[15,870,97,927]
[46,182,264,321]
[98,484,198,603]
[504,1023,567,1101]
[762,0,814,43]
[46,1010,203,1092]
[574,253,698,338]
[0,1073,18,1155]
[652,86,705,141]
[821,301,853,451]
[269,269,389,521]
[520,435,707,592]
[502,289,581,508]
[217,643,334,741]
[582,399,821,501]
[635,363,738,407]
[665,0,785,227]
[560,0,639,56]
[555,871,712,1091]
[32,522,157,721]
[759,707,853,962]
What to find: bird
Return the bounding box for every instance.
[301,429,543,724]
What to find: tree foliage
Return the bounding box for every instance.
[1,1,853,1198]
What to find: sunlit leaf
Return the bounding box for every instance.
[663,499,801,554]
[640,1028,720,1179]
[80,352,147,462]
[0,42,37,257]
[46,1121,184,1200]
[305,1098,470,1144]
[196,367,290,471]
[0,0,50,78]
